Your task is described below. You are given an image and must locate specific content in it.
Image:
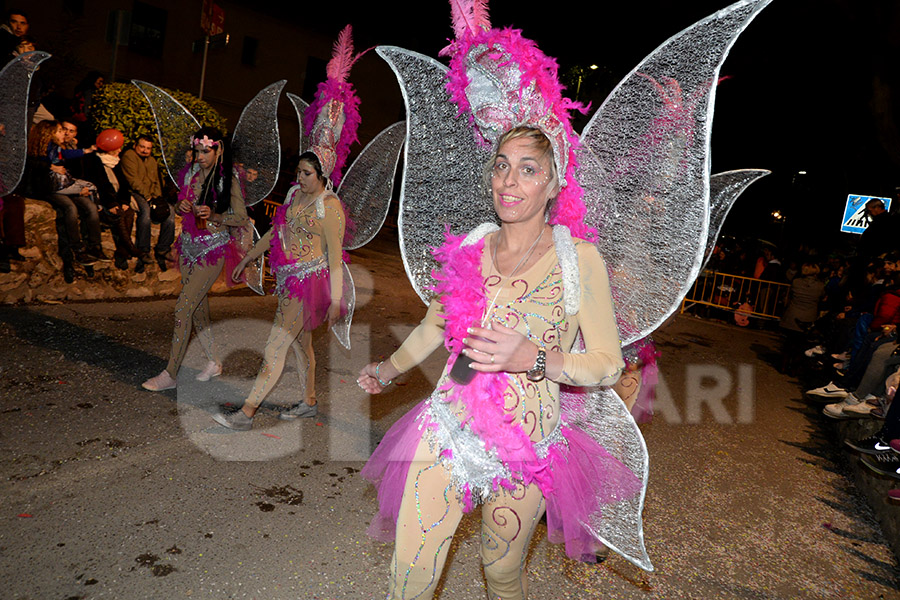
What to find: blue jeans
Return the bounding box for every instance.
[133,193,175,254]
[42,192,101,259]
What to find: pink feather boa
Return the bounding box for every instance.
[174,166,241,278]
[440,26,595,242]
[430,229,555,510]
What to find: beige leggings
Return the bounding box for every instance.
[165,259,223,377]
[388,437,546,600]
[244,295,315,410]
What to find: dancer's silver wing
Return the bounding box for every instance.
[231,80,286,207]
[338,121,406,250]
[330,263,355,350]
[0,51,51,197]
[286,93,309,159]
[376,46,494,304]
[132,80,200,188]
[580,0,773,346]
[560,384,653,571]
[703,169,770,269]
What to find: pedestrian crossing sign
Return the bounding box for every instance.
[841,195,892,235]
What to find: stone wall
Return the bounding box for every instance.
[1,200,236,304]
[833,417,900,561]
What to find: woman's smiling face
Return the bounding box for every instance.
[490,136,558,225]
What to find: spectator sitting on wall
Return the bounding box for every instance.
[120,135,175,272]
[81,129,138,270]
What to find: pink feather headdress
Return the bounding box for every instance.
[302,25,363,187]
[440,0,594,241]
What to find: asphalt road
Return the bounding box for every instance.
[1,233,899,599]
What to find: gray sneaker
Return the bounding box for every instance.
[279,403,317,420]
[212,409,253,431]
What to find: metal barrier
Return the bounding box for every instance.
[680,270,790,320]
[261,199,280,218]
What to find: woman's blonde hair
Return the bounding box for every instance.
[801,263,820,277]
[28,120,60,157]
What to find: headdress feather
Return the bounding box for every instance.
[326,24,361,82]
[449,0,491,39]
[302,24,363,186]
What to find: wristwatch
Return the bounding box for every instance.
[526,349,546,382]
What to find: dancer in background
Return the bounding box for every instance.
[141,126,248,391]
[214,26,362,430]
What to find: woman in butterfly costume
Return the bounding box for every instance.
[142,126,249,391]
[214,26,362,430]
[358,0,772,597]
[135,77,287,392]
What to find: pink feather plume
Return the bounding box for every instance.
[449,0,490,39]
[326,24,360,83]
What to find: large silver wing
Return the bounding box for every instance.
[231,80,286,207]
[376,46,495,304]
[579,0,773,345]
[0,51,51,197]
[132,80,200,189]
[286,93,309,157]
[560,384,653,571]
[338,121,406,250]
[703,169,770,268]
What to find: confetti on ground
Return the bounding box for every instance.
[261,433,281,439]
[18,513,33,518]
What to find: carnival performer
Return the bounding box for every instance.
[356,8,650,597]
[360,122,644,597]
[212,26,360,430]
[141,126,249,391]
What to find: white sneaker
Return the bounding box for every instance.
[804,345,826,358]
[142,370,176,391]
[823,403,850,419]
[843,395,878,417]
[196,361,222,382]
[806,382,848,399]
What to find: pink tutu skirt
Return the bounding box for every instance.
[361,397,643,562]
[273,260,348,331]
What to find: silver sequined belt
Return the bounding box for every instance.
[421,395,566,505]
[272,256,327,297]
[179,230,230,265]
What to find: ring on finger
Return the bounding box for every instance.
[490,354,495,364]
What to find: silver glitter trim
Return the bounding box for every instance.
[272,256,326,298]
[462,223,499,247]
[420,396,566,504]
[422,398,509,505]
[533,419,566,460]
[552,225,580,316]
[178,230,230,266]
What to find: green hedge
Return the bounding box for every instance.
[91,82,227,163]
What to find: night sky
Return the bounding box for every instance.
[248,0,900,255]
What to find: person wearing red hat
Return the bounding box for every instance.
[82,129,139,269]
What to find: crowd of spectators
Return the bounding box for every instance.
[776,197,900,498]
[0,9,177,281]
